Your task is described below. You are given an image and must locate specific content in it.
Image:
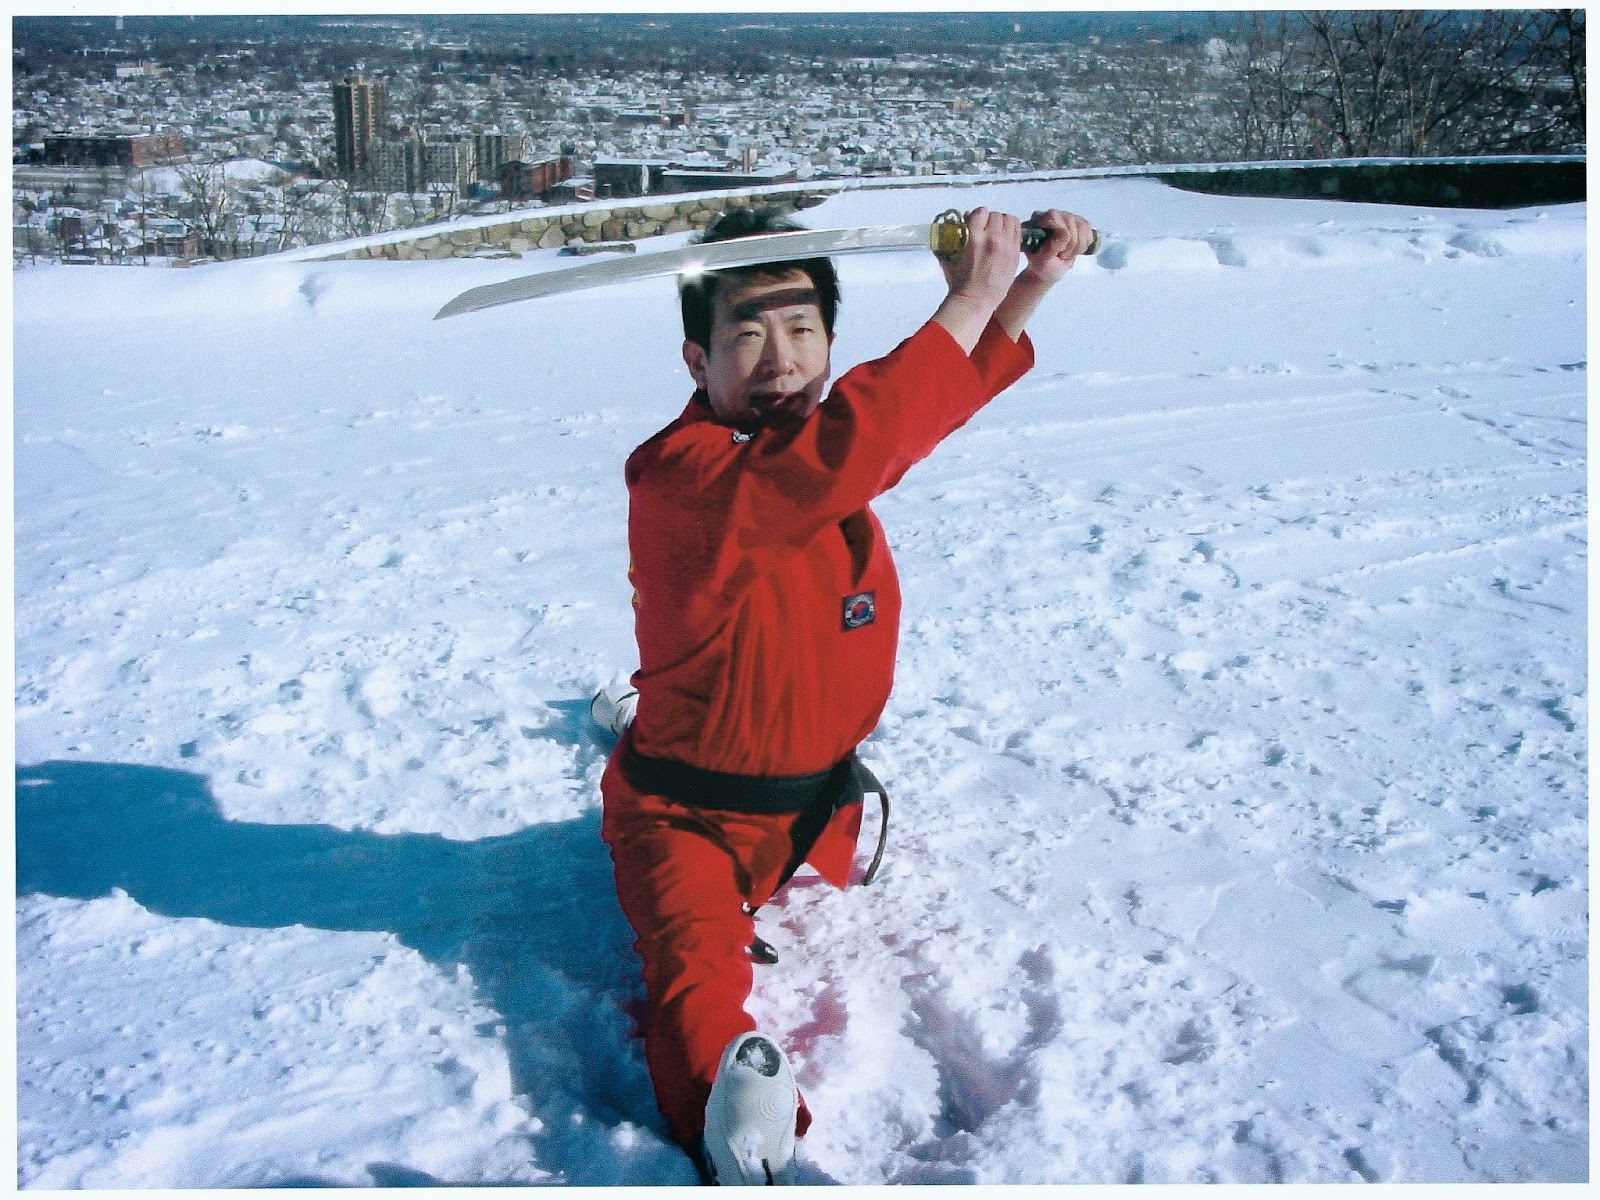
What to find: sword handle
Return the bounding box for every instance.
[930,208,1101,260]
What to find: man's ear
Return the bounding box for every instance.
[682,340,708,390]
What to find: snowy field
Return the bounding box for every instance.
[13,177,1588,1187]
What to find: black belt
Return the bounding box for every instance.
[623,747,890,888]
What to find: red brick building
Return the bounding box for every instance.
[42,132,186,168]
[500,155,576,202]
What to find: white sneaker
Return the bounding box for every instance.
[702,1032,798,1185]
[589,682,638,737]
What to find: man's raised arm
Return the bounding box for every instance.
[931,207,1098,351]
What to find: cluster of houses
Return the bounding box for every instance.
[13,34,1201,263]
[14,132,196,261]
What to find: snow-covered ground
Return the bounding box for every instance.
[13,177,1587,1187]
[132,157,288,192]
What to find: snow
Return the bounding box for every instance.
[131,157,287,196]
[13,176,1587,1187]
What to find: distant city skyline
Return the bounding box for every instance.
[13,9,1583,263]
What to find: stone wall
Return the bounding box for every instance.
[314,156,1583,263]
[325,190,832,261]
[1159,157,1586,210]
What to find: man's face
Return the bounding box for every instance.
[683,268,834,431]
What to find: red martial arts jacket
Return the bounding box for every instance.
[617,318,1034,886]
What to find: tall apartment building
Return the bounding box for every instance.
[366,133,475,194]
[332,73,386,179]
[424,138,476,194]
[366,135,423,192]
[472,131,528,184]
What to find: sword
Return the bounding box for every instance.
[432,209,1101,319]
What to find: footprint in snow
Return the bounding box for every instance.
[898,955,1063,1143]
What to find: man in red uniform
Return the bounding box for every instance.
[596,202,1096,1183]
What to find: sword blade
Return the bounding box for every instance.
[433,222,930,319]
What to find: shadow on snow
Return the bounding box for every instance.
[14,747,696,1186]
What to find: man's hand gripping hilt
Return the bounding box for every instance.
[929,208,1102,261]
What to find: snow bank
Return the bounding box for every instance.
[14,177,1587,1186]
[131,158,287,196]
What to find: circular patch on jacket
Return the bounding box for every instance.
[842,590,877,631]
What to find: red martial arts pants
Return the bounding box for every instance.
[601,746,860,1151]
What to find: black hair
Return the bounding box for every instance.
[678,206,841,352]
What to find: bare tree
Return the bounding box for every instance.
[334,180,392,239]
[1219,10,1585,160]
[175,161,238,259]
[1556,9,1586,124]
[426,180,458,220]
[270,173,338,253]
[129,167,164,265]
[16,198,47,265]
[1220,12,1316,159]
